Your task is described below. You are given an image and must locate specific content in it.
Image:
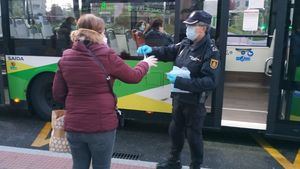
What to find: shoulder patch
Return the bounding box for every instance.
[210,39,218,52]
[212,46,218,52]
[210,59,219,69]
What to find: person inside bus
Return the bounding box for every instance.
[179,9,191,41]
[132,20,149,47]
[137,10,221,169]
[56,17,77,51]
[52,14,157,169]
[144,18,173,47]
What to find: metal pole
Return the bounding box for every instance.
[0,59,5,104]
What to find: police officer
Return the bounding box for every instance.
[137,10,221,169]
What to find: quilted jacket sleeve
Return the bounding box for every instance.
[109,53,149,83]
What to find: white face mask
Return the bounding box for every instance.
[139,24,145,31]
[103,35,108,44]
[186,26,197,41]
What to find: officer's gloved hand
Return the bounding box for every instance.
[166,73,177,84]
[137,45,152,55]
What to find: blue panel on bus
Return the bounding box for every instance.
[293,91,300,98]
[236,56,251,62]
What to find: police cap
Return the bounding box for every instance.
[183,10,212,25]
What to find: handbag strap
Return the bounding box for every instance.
[82,42,118,107]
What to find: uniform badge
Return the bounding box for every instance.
[189,56,200,62]
[210,59,219,69]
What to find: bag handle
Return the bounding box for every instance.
[82,41,118,108]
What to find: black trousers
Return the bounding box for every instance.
[169,99,206,167]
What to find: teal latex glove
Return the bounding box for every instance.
[166,73,177,84]
[137,45,153,55]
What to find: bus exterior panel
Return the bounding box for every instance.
[6,55,59,101]
[6,55,174,118]
[225,46,274,72]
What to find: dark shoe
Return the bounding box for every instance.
[156,159,182,169]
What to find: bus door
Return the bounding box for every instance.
[266,0,300,140]
[222,0,275,130]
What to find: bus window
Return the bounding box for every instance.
[9,0,75,40]
[227,0,271,46]
[81,1,175,56]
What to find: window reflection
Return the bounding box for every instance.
[9,0,75,40]
[85,2,175,56]
[228,0,271,46]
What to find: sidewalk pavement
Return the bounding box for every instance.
[0,146,192,169]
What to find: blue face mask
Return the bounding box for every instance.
[186,26,197,41]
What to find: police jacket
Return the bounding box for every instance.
[150,34,221,105]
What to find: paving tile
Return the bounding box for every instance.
[0,149,154,169]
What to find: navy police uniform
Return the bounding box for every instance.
[152,11,221,169]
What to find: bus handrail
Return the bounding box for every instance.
[227,34,270,38]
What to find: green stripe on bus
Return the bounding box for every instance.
[7,63,58,100]
[7,61,173,100]
[114,61,173,97]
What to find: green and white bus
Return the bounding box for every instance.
[0,0,299,140]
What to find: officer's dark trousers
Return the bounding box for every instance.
[169,99,206,167]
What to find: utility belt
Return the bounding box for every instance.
[171,91,208,105]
